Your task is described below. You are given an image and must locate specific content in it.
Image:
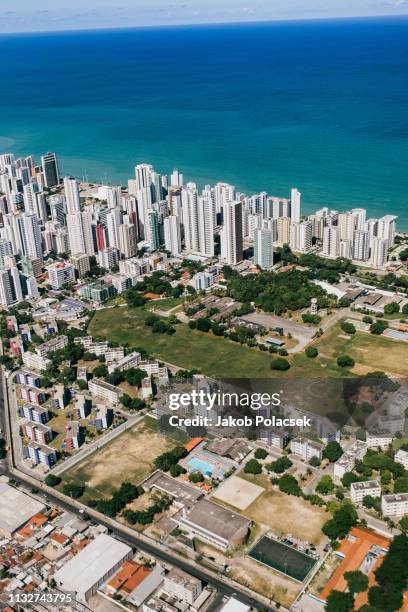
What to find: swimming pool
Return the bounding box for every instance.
[187,457,224,478]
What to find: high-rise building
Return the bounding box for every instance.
[98,247,119,270]
[164,215,182,256]
[41,152,60,188]
[353,230,370,261]
[63,177,81,214]
[118,223,137,259]
[146,211,160,251]
[197,194,215,257]
[276,217,291,245]
[290,188,301,224]
[221,201,243,265]
[0,267,23,306]
[377,215,397,247]
[254,228,274,269]
[370,237,388,269]
[322,225,340,258]
[16,213,43,261]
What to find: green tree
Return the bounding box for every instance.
[45,474,61,487]
[305,346,318,358]
[337,355,355,368]
[341,321,356,335]
[270,357,290,371]
[278,474,302,496]
[316,475,335,495]
[254,448,268,460]
[323,441,343,463]
[244,459,263,475]
[344,570,369,593]
[325,590,354,612]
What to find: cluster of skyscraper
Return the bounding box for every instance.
[0,152,398,306]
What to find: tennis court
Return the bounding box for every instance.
[248,535,317,582]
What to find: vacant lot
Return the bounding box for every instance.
[213,475,264,510]
[59,420,176,501]
[239,472,329,546]
[88,305,275,377]
[307,322,408,377]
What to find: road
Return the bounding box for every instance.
[0,370,278,612]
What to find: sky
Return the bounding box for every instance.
[1,0,408,33]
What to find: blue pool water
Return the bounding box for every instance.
[188,457,216,477]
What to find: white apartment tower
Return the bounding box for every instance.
[221,201,243,265]
[254,228,274,269]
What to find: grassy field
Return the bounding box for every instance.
[239,472,329,546]
[59,420,176,502]
[88,305,276,377]
[305,322,408,377]
[88,306,408,379]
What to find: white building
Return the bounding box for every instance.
[22,351,51,372]
[377,215,397,246]
[333,440,367,482]
[0,267,23,306]
[290,188,301,224]
[164,215,182,256]
[353,230,370,261]
[88,378,122,403]
[221,201,243,265]
[290,437,323,462]
[54,534,132,602]
[350,480,381,504]
[370,237,388,269]
[366,433,393,449]
[322,225,340,258]
[395,449,408,471]
[381,493,408,517]
[254,228,274,269]
[163,568,202,605]
[47,262,75,289]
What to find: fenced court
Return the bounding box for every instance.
[249,535,317,582]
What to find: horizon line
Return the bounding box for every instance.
[1,12,408,37]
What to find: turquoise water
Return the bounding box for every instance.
[188,457,217,477]
[1,18,408,227]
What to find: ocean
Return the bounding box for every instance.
[1,17,408,227]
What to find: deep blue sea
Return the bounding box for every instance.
[1,18,408,227]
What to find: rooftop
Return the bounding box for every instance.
[181,499,251,540]
[0,484,46,535]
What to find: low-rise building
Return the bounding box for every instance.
[22,351,51,372]
[73,395,91,419]
[350,480,381,504]
[92,404,113,430]
[395,449,408,471]
[163,567,202,605]
[177,499,251,550]
[65,421,85,450]
[15,370,41,388]
[107,351,141,373]
[22,403,49,424]
[333,440,367,482]
[17,385,46,405]
[0,483,46,538]
[21,421,53,445]
[366,433,393,449]
[53,384,71,409]
[26,443,57,468]
[290,437,324,462]
[54,534,132,602]
[36,334,68,357]
[88,378,122,403]
[381,493,408,517]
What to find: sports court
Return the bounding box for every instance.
[249,535,317,582]
[213,475,264,510]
